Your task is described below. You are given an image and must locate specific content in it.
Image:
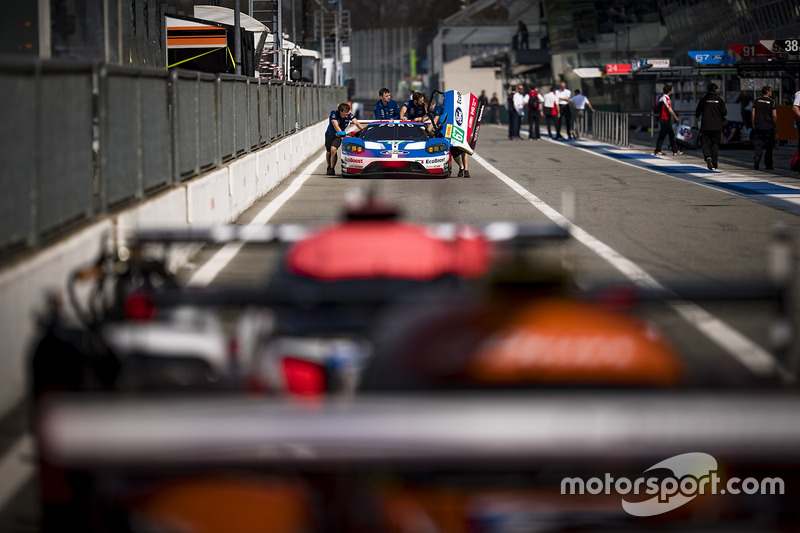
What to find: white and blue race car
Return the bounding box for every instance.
[339,121,452,177]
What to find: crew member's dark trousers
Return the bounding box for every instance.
[700,130,721,167]
[753,129,774,168]
[508,110,520,139]
[655,119,676,153]
[528,112,540,139]
[544,110,557,138]
[559,105,571,137]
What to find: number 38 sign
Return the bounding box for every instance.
[778,39,800,53]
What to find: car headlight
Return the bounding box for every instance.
[426,143,448,154]
[343,143,364,154]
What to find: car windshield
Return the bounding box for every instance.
[360,123,428,141]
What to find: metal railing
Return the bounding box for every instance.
[0,57,345,257]
[591,110,629,147]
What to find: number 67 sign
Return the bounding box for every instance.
[687,51,735,65]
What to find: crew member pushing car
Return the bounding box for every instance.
[399,92,428,122]
[326,102,364,176]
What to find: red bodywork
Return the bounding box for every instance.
[286,221,492,281]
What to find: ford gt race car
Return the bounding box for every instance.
[339,121,452,177]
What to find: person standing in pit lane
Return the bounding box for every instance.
[478,90,489,111]
[555,81,572,139]
[452,147,470,178]
[694,83,727,170]
[542,86,560,139]
[525,85,544,140]
[506,84,526,140]
[399,92,429,123]
[654,84,681,157]
[325,102,364,176]
[489,92,500,124]
[374,87,400,120]
[569,89,595,139]
[505,89,516,140]
[751,85,777,171]
[792,87,800,144]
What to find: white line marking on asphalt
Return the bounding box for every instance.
[558,138,800,216]
[472,152,792,382]
[0,434,34,514]
[188,152,327,287]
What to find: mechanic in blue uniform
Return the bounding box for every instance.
[326,102,364,176]
[399,92,428,123]
[374,87,400,120]
[425,96,444,135]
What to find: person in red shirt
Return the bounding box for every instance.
[653,84,682,156]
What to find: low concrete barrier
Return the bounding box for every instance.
[0,120,328,417]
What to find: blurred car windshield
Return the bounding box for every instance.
[361,123,428,141]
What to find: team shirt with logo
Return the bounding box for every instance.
[402,99,427,120]
[327,110,354,136]
[752,95,776,130]
[374,99,400,120]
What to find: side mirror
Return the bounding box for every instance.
[291,69,301,81]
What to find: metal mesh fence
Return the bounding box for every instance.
[0,57,344,258]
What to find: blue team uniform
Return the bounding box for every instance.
[326,109,354,137]
[374,99,400,120]
[402,99,427,121]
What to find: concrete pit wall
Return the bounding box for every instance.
[0,120,327,417]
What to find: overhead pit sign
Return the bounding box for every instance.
[606,63,631,75]
[688,51,735,65]
[729,43,780,58]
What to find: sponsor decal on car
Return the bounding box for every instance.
[426,157,446,164]
[468,94,477,132]
[455,107,463,126]
[346,158,364,164]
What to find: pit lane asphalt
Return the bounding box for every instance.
[2,123,799,531]
[185,122,799,382]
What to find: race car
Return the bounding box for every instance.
[339,121,452,177]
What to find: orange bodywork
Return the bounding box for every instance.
[465,298,683,387]
[137,477,312,533]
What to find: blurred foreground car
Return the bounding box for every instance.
[245,195,572,397]
[37,392,800,532]
[29,194,571,402]
[30,208,800,532]
[30,243,241,403]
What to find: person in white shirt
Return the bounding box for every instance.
[555,81,572,139]
[510,84,527,139]
[793,89,800,143]
[569,89,595,139]
[542,86,561,139]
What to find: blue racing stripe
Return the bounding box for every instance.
[713,182,800,195]
[643,165,717,174]
[605,152,653,160]
[528,131,800,213]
